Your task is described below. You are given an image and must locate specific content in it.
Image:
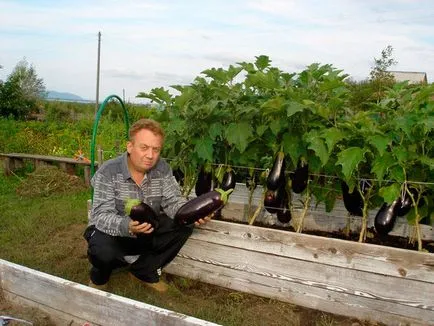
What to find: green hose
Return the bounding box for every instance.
[90,94,130,186]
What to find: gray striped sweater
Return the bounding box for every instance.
[89,152,187,237]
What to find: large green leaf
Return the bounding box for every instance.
[388,165,405,182]
[392,147,409,165]
[286,101,306,118]
[321,127,345,153]
[371,152,395,181]
[193,138,214,162]
[208,123,223,140]
[282,133,305,166]
[367,134,391,156]
[256,125,268,137]
[225,122,253,153]
[335,147,368,180]
[261,97,284,113]
[379,183,401,204]
[306,132,329,166]
[255,55,271,71]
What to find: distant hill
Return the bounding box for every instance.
[46,90,86,101]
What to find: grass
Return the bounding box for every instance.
[0,165,382,326]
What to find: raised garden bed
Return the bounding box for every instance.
[164,183,434,326]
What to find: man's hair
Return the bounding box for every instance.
[129,118,165,142]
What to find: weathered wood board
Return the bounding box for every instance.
[0,259,220,326]
[165,220,434,326]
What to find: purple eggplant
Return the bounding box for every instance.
[341,181,364,217]
[396,188,419,217]
[174,188,234,225]
[195,165,213,196]
[125,199,159,229]
[276,187,291,223]
[173,168,185,187]
[290,159,308,194]
[264,187,284,214]
[267,151,286,191]
[221,169,236,191]
[374,199,400,236]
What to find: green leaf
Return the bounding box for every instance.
[261,97,284,112]
[269,119,282,136]
[225,122,253,153]
[379,183,401,204]
[320,127,345,153]
[392,147,409,164]
[420,155,434,170]
[208,123,223,140]
[370,152,396,181]
[282,133,306,165]
[286,101,306,118]
[388,165,405,182]
[367,135,391,156]
[255,55,271,71]
[173,86,195,108]
[193,138,214,162]
[335,147,368,180]
[307,136,329,167]
[256,125,268,137]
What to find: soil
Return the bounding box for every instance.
[0,291,56,326]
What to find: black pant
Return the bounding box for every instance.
[84,215,193,285]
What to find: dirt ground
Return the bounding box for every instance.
[0,295,56,326]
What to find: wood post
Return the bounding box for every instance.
[97,144,103,166]
[84,166,91,187]
[59,162,75,175]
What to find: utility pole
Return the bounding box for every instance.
[95,31,101,115]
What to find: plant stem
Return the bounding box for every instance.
[358,185,372,243]
[249,189,266,225]
[296,190,311,233]
[407,188,423,251]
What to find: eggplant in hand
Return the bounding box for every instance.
[174,188,234,226]
[125,199,159,229]
[374,199,400,236]
[195,165,213,196]
[267,151,286,191]
[290,159,308,194]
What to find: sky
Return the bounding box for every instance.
[1,0,433,103]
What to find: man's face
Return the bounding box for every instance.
[127,129,163,173]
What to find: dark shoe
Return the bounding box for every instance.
[88,280,108,291]
[129,272,169,293]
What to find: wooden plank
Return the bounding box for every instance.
[58,162,76,175]
[165,225,434,325]
[0,259,220,326]
[173,238,434,310]
[167,255,432,326]
[191,220,434,283]
[0,153,92,166]
[222,183,434,241]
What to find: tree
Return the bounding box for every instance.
[0,59,46,119]
[369,45,398,102]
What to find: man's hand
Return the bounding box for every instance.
[194,213,214,227]
[129,220,154,235]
